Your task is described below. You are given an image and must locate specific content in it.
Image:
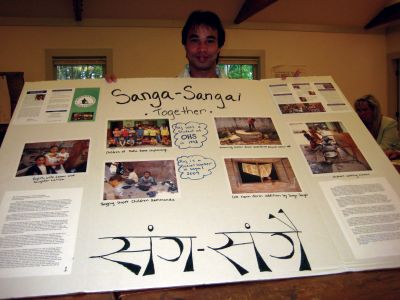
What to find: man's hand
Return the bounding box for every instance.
[281,69,301,80]
[105,74,117,83]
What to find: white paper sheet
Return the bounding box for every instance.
[0,188,82,277]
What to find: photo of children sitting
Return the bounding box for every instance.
[16,139,90,177]
[107,119,171,148]
[103,160,178,200]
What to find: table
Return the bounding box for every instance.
[23,268,400,300]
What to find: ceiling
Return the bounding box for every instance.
[0,0,399,33]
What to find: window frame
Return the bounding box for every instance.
[219,50,265,80]
[45,49,113,80]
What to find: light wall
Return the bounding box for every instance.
[0,26,389,113]
[227,29,387,112]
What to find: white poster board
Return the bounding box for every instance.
[0,76,399,298]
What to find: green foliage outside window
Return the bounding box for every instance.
[56,63,255,80]
[219,64,255,80]
[56,64,104,80]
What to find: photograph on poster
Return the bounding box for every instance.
[291,122,371,174]
[104,160,178,200]
[292,83,318,103]
[16,139,90,177]
[215,117,281,146]
[224,158,301,194]
[70,112,94,121]
[107,119,171,148]
[279,102,326,114]
[34,93,46,101]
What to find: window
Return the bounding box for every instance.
[53,57,106,80]
[219,50,264,80]
[45,49,113,80]
[219,57,259,80]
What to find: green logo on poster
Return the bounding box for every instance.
[74,95,96,108]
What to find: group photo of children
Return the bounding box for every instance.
[107,119,171,148]
[103,160,178,200]
[16,139,90,177]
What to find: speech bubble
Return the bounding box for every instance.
[172,122,208,149]
[177,155,216,180]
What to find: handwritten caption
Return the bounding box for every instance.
[332,173,370,179]
[106,148,167,155]
[177,155,216,180]
[101,198,175,207]
[33,174,75,184]
[220,145,291,150]
[232,193,309,199]
[173,122,208,149]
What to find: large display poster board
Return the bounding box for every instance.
[0,77,399,298]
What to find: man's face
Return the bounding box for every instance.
[185,24,220,75]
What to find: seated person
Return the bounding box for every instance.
[136,126,144,144]
[354,95,400,151]
[138,171,157,191]
[303,127,322,150]
[26,155,56,176]
[108,175,125,199]
[125,168,139,184]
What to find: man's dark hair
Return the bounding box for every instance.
[181,10,225,48]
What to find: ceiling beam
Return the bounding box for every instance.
[364,1,400,29]
[73,0,83,22]
[234,0,278,24]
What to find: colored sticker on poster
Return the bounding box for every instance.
[69,87,100,122]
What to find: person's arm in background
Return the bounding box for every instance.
[378,118,400,151]
[385,149,400,160]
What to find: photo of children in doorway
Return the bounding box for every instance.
[16,139,90,177]
[103,160,178,200]
[107,119,171,148]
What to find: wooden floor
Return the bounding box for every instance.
[25,268,400,300]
